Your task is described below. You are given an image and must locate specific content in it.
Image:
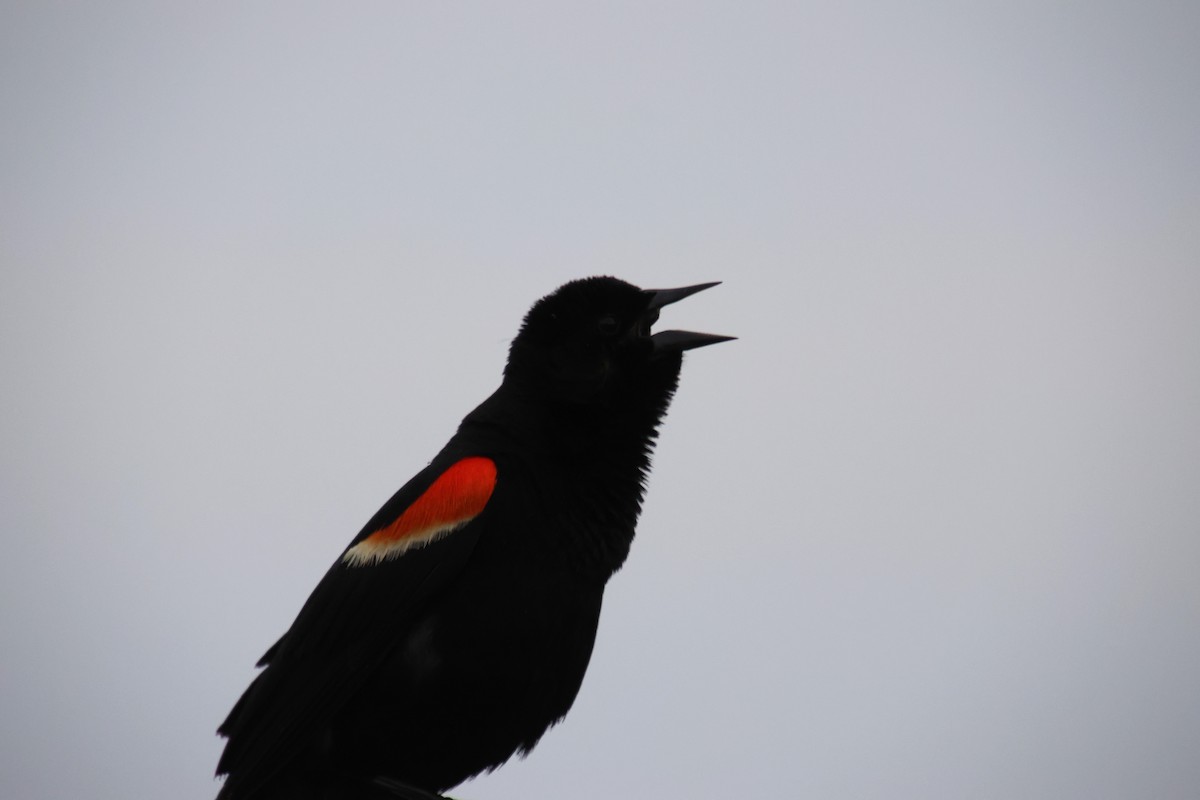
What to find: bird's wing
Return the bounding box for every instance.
[215,446,499,797]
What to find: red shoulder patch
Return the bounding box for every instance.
[342,456,497,567]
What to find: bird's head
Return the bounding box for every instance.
[504,276,732,405]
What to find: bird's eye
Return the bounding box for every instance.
[597,315,620,336]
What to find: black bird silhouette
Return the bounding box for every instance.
[216,276,731,799]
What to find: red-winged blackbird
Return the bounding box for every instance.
[215,276,730,799]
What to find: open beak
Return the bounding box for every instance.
[642,282,735,356]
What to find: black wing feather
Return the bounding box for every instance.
[216,446,491,797]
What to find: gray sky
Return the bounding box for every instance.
[2,2,1198,799]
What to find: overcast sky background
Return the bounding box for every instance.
[2,3,1198,799]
